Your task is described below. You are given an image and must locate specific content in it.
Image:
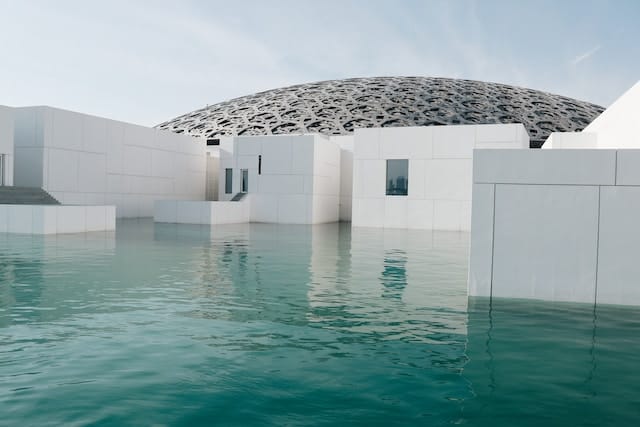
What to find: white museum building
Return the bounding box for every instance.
[1,77,640,307]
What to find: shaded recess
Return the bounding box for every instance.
[157,77,605,148]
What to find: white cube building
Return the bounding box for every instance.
[469,80,640,306]
[351,124,528,230]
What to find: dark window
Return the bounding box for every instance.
[0,154,5,186]
[225,168,233,194]
[241,169,248,193]
[206,138,220,146]
[386,159,408,196]
[258,155,262,175]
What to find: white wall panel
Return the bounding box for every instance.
[597,186,640,306]
[491,184,599,303]
[468,184,494,297]
[473,149,616,185]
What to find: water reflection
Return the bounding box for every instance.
[380,249,407,299]
[1,220,638,425]
[462,298,640,426]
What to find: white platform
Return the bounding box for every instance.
[154,199,250,225]
[469,148,640,306]
[0,204,115,234]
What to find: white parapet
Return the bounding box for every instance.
[154,199,250,225]
[0,204,115,234]
[469,148,640,306]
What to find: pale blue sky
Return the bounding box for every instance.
[1,0,638,126]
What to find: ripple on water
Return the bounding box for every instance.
[0,220,639,426]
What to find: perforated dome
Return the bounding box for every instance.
[157,77,604,148]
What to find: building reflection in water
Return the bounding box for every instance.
[461,297,640,426]
[0,231,116,326]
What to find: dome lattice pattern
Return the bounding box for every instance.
[157,77,604,148]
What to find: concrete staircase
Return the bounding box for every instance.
[0,186,61,205]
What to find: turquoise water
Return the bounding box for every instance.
[1,220,639,426]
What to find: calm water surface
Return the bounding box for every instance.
[0,220,638,426]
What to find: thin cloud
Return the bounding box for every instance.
[571,44,601,66]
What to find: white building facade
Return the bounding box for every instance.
[351,124,529,230]
[468,80,640,306]
[13,106,206,217]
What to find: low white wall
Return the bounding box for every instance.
[219,134,341,224]
[0,204,115,234]
[469,148,640,306]
[352,124,529,230]
[13,106,206,217]
[0,106,14,186]
[154,199,250,225]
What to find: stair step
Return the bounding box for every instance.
[0,187,61,205]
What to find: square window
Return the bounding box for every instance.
[386,159,408,196]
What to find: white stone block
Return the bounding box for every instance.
[250,195,278,223]
[468,184,495,297]
[6,205,32,233]
[151,149,174,178]
[597,186,640,306]
[475,123,518,143]
[261,137,292,174]
[237,138,263,156]
[236,154,258,171]
[542,132,597,149]
[32,206,57,234]
[433,125,475,158]
[425,159,472,201]
[105,206,116,228]
[176,201,205,224]
[380,126,433,159]
[312,195,339,223]
[82,115,108,153]
[353,128,380,159]
[47,149,79,192]
[615,150,640,185]
[277,195,309,224]
[123,123,154,148]
[154,200,178,223]
[85,206,107,231]
[78,152,107,193]
[433,200,464,231]
[407,199,434,229]
[56,205,86,234]
[354,159,385,198]
[258,175,304,194]
[491,184,599,303]
[384,197,408,228]
[52,109,83,150]
[0,206,8,233]
[407,159,425,199]
[123,145,152,176]
[473,149,616,185]
[352,198,385,228]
